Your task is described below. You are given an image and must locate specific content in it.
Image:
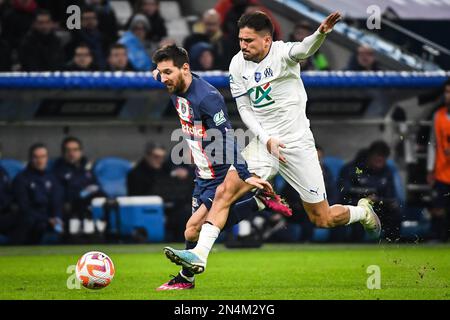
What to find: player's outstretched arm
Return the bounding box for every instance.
[289,11,341,61]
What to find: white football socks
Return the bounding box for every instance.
[192,223,220,259]
[345,205,366,225]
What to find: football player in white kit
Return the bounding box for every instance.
[164,11,381,275]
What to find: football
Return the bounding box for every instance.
[75,251,115,289]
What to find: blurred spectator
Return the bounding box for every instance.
[289,21,329,71]
[426,79,450,242]
[189,42,215,71]
[0,164,22,243]
[66,5,113,69]
[128,0,167,43]
[215,0,282,55]
[65,43,98,71]
[0,164,12,214]
[106,43,135,71]
[183,9,233,70]
[346,45,381,71]
[35,0,84,26]
[85,0,118,46]
[52,137,104,237]
[338,141,401,241]
[118,14,153,71]
[12,143,63,244]
[127,142,193,242]
[1,0,38,50]
[18,10,65,71]
[127,142,169,196]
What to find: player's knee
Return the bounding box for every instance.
[215,183,234,205]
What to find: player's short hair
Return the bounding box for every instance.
[237,11,274,36]
[152,44,189,68]
[368,140,390,158]
[61,136,83,154]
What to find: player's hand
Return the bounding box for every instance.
[152,69,160,81]
[318,11,341,34]
[267,137,287,163]
[245,176,274,193]
[427,171,435,186]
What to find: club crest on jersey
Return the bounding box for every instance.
[264,67,273,78]
[176,97,193,123]
[254,72,262,83]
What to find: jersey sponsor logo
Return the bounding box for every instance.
[229,74,234,84]
[180,119,206,138]
[254,72,262,83]
[175,97,193,123]
[213,110,226,126]
[247,82,275,108]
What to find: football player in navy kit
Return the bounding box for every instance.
[152,44,291,290]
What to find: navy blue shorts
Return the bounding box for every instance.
[431,180,450,209]
[191,178,221,213]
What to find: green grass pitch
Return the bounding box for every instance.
[0,244,449,300]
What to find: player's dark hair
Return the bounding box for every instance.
[237,11,274,36]
[61,136,83,154]
[28,143,47,161]
[368,140,390,158]
[152,44,189,68]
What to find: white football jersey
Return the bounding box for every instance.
[229,41,310,143]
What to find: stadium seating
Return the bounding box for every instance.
[322,156,345,181]
[93,157,133,198]
[92,196,165,242]
[0,159,25,179]
[387,159,406,204]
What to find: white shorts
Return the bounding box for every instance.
[242,128,327,204]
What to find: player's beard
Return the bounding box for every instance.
[167,73,186,94]
[242,50,262,63]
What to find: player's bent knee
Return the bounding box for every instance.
[214,183,235,205]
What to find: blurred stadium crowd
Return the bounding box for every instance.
[0,0,387,73]
[0,0,449,245]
